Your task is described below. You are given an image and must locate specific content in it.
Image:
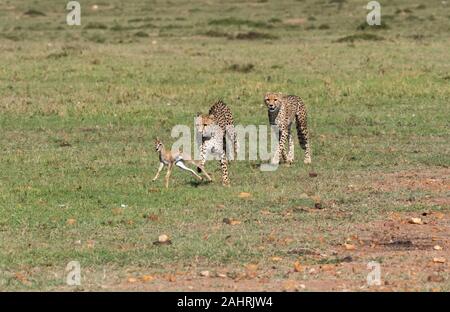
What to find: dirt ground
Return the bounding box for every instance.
[99,168,449,291]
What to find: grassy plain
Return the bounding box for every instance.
[0,0,449,290]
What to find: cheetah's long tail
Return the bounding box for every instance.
[225,125,239,160]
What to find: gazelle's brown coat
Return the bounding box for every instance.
[153,138,212,188]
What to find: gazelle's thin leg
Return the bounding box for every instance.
[165,163,173,188]
[152,162,164,181]
[175,160,202,180]
[187,160,212,181]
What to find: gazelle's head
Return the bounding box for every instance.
[264,92,283,112]
[154,137,163,152]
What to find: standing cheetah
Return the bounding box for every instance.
[196,100,239,185]
[264,92,311,165]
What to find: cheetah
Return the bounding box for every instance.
[196,100,239,185]
[264,92,311,165]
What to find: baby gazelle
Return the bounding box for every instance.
[153,138,212,188]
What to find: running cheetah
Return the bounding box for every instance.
[196,100,239,185]
[264,92,311,165]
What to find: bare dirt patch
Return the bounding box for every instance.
[374,168,450,193]
[92,211,449,292]
[372,168,450,208]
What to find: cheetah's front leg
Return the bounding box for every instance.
[197,140,209,172]
[271,128,288,165]
[280,127,294,165]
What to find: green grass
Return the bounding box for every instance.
[0,0,449,290]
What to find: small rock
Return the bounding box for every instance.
[427,275,445,283]
[238,192,251,198]
[299,193,309,199]
[223,218,241,225]
[159,234,169,243]
[433,257,446,264]
[344,243,356,250]
[294,261,304,272]
[141,275,154,282]
[409,217,423,225]
[153,234,172,245]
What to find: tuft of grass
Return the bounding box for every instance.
[233,31,277,40]
[134,31,149,38]
[208,17,269,28]
[268,18,282,23]
[395,8,413,14]
[203,30,230,38]
[0,33,22,41]
[318,24,331,30]
[227,63,255,73]
[86,33,107,43]
[336,33,385,43]
[110,24,127,31]
[203,29,277,40]
[128,18,144,23]
[84,22,108,30]
[23,9,46,16]
[356,22,390,31]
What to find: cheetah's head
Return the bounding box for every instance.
[264,92,283,112]
[195,113,217,139]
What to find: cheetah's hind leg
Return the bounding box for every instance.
[295,109,312,164]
